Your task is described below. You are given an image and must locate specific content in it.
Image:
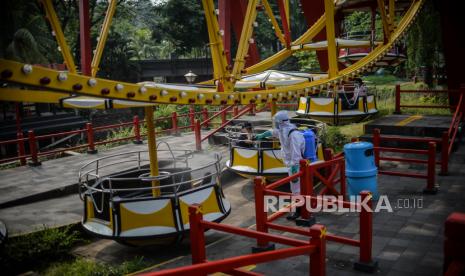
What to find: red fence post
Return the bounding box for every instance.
[221,107,227,124]
[373,128,380,168]
[194,119,202,151]
[323,148,333,178]
[202,108,210,130]
[171,112,179,136]
[27,130,41,166]
[188,204,206,265]
[340,159,347,200]
[189,107,195,131]
[133,115,142,144]
[233,106,239,116]
[86,123,97,154]
[354,190,377,272]
[424,142,438,194]
[394,84,401,114]
[460,84,465,120]
[249,104,256,116]
[440,131,449,176]
[296,159,315,227]
[309,224,326,276]
[17,132,26,166]
[252,177,275,253]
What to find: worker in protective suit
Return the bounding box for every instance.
[256,110,305,220]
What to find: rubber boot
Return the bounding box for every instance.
[286,207,301,221]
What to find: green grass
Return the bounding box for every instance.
[44,256,148,276]
[0,225,89,275]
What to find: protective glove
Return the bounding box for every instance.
[255,130,272,140]
[290,164,299,175]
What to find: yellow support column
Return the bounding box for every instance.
[231,0,259,80]
[324,0,338,78]
[91,0,117,77]
[270,101,277,117]
[377,0,391,41]
[41,0,77,73]
[202,0,233,91]
[144,106,160,197]
[262,0,286,46]
[389,0,395,27]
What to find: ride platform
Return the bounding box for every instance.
[361,114,453,148]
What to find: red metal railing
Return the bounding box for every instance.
[143,204,326,276]
[372,128,438,194]
[0,108,228,166]
[254,158,375,269]
[195,104,254,150]
[394,84,461,113]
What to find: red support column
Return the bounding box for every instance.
[219,0,231,64]
[394,84,401,114]
[189,107,195,131]
[354,191,377,272]
[171,112,179,136]
[86,123,97,154]
[440,131,449,175]
[195,119,202,151]
[373,128,381,168]
[252,177,275,253]
[424,142,438,194]
[133,116,142,144]
[188,204,207,265]
[309,224,326,276]
[17,132,26,166]
[277,0,291,48]
[202,108,210,129]
[27,130,41,166]
[221,107,227,124]
[79,0,92,75]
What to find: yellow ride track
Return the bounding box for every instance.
[0,0,423,107]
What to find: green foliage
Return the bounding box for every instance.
[0,226,87,275]
[44,256,148,276]
[293,51,320,72]
[320,126,350,152]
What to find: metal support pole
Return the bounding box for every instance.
[17,132,26,166]
[171,112,179,136]
[221,107,227,124]
[270,101,277,117]
[189,107,195,131]
[188,204,207,266]
[394,84,401,114]
[195,119,202,151]
[373,128,381,168]
[133,115,142,144]
[354,191,377,272]
[86,123,97,154]
[202,108,210,129]
[324,0,338,78]
[440,131,449,175]
[340,159,347,200]
[424,142,438,194]
[252,177,275,253]
[145,106,160,197]
[27,130,41,166]
[309,224,326,276]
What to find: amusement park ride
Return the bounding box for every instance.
[0,0,425,243]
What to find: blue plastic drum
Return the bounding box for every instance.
[344,142,379,200]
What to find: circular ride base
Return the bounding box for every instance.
[224,120,325,180]
[79,146,230,246]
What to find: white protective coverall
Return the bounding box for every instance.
[271,111,305,195]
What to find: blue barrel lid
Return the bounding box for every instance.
[344,141,373,151]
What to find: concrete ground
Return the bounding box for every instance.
[1,116,464,275]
